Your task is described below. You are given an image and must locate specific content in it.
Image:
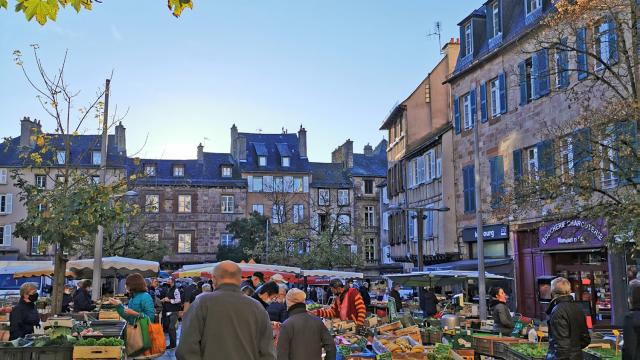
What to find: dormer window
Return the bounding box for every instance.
[221,166,232,177]
[281,156,290,167]
[145,164,156,177]
[492,1,501,37]
[525,0,541,15]
[173,164,184,177]
[91,151,101,166]
[464,22,473,55]
[56,150,65,165]
[258,156,267,167]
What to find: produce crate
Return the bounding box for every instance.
[451,349,475,360]
[504,343,548,360]
[472,335,528,357]
[582,348,621,360]
[377,321,403,334]
[393,326,422,344]
[493,340,529,359]
[0,346,73,360]
[72,346,122,360]
[98,311,120,321]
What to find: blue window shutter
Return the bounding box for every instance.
[489,157,497,202]
[537,49,550,96]
[532,53,539,99]
[518,61,528,106]
[558,38,570,88]
[537,139,555,177]
[497,156,504,193]
[576,28,588,80]
[616,121,639,184]
[470,88,477,127]
[454,96,461,134]
[469,165,476,212]
[513,149,523,181]
[480,82,488,123]
[573,128,592,173]
[608,18,619,64]
[460,26,466,57]
[463,165,476,213]
[498,72,507,114]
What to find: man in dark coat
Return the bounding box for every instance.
[277,288,335,360]
[72,280,95,312]
[389,283,403,312]
[546,277,590,360]
[489,287,514,336]
[359,281,371,307]
[10,282,41,340]
[420,287,439,317]
[624,279,640,360]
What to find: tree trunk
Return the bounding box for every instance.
[51,249,68,314]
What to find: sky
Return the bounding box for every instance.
[0,0,479,162]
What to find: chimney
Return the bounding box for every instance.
[298,125,307,158]
[114,122,126,155]
[364,143,373,156]
[20,116,38,148]
[230,124,238,160]
[197,143,204,164]
[342,139,354,169]
[237,135,247,162]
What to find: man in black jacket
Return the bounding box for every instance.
[10,282,41,340]
[161,278,182,349]
[420,287,439,317]
[359,281,371,308]
[546,277,590,360]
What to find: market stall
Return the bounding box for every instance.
[300,269,364,285]
[175,262,301,282]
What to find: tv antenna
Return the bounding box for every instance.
[427,21,443,54]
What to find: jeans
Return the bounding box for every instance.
[167,313,178,347]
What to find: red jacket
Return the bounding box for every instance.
[317,288,366,325]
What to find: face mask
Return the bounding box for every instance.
[28,293,39,302]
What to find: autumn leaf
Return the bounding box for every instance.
[16,0,59,25]
[167,0,192,18]
[0,0,8,10]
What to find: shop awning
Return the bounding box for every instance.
[383,270,511,287]
[301,270,364,279]
[68,256,160,278]
[175,262,301,282]
[13,265,75,278]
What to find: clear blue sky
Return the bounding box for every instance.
[0,1,479,162]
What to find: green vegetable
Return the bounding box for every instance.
[585,348,621,359]
[510,343,549,358]
[75,338,124,347]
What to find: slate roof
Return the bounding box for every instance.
[131,152,246,188]
[239,133,310,173]
[351,153,387,177]
[309,162,352,189]
[0,134,127,168]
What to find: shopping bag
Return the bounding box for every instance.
[138,316,151,351]
[148,322,167,355]
[126,316,151,356]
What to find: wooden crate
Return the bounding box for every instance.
[73,346,123,359]
[472,335,528,357]
[98,311,120,320]
[452,349,475,360]
[377,321,403,334]
[393,326,422,344]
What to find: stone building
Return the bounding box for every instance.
[379,39,460,269]
[0,118,128,260]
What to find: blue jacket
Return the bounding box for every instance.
[117,291,155,324]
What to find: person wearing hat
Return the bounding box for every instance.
[277,288,336,360]
[313,278,366,326]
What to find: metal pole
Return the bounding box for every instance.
[473,119,487,320]
[92,79,110,301]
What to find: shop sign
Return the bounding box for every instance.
[538,218,606,249]
[462,224,509,242]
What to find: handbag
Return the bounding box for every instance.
[143,322,167,356]
[126,316,151,356]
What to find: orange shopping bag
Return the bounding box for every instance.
[143,322,167,355]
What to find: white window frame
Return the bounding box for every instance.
[318,189,330,205]
[0,224,11,246]
[365,206,375,227]
[274,177,284,192]
[0,193,13,215]
[221,195,234,213]
[416,156,425,184]
[145,194,160,213]
[364,237,376,263]
[272,204,284,224]
[145,164,156,177]
[91,151,101,166]
[526,0,541,15]
[293,204,304,224]
[56,150,66,165]
[221,233,235,247]
[337,189,349,206]
[253,176,263,192]
[258,156,267,167]
[252,204,264,215]
[464,22,473,55]
[221,166,232,177]
[173,165,185,177]
[560,137,575,179]
[35,174,46,189]
[281,156,290,167]
[463,93,473,130]
[30,235,43,255]
[408,211,416,241]
[337,214,351,233]
[601,135,619,189]
[595,21,612,69]
[492,1,501,37]
[178,194,192,213]
[364,179,374,195]
[177,233,192,253]
[0,169,7,184]
[490,78,501,118]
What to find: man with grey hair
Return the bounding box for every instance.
[546,277,590,360]
[176,261,275,360]
[9,282,40,340]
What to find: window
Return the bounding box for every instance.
[177,233,192,253]
[173,164,184,177]
[492,1,501,37]
[424,210,434,239]
[526,147,539,179]
[463,93,473,130]
[337,189,349,206]
[489,156,505,208]
[0,169,7,184]
[318,189,330,205]
[145,233,159,242]
[145,164,156,177]
[0,194,13,214]
[519,57,534,105]
[56,150,65,165]
[92,151,101,166]
[293,177,303,193]
[364,179,374,194]
[221,233,235,247]
[293,204,304,224]
[91,175,100,184]
[365,238,376,263]
[365,206,375,227]
[595,19,618,68]
[35,174,46,189]
[252,176,263,192]
[464,22,473,55]
[272,204,284,224]
[408,212,416,241]
[416,156,425,184]
[576,28,588,80]
[252,204,264,215]
[463,165,476,213]
[560,137,575,182]
[284,177,294,192]
[601,134,618,189]
[319,214,329,231]
[274,177,284,192]
[425,150,436,180]
[221,166,232,177]
[281,156,290,167]
[490,78,501,117]
[0,224,11,246]
[30,235,44,255]
[145,195,160,213]
[178,195,192,213]
[221,195,234,213]
[525,0,541,15]
[258,156,267,167]
[471,241,507,259]
[337,215,351,233]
